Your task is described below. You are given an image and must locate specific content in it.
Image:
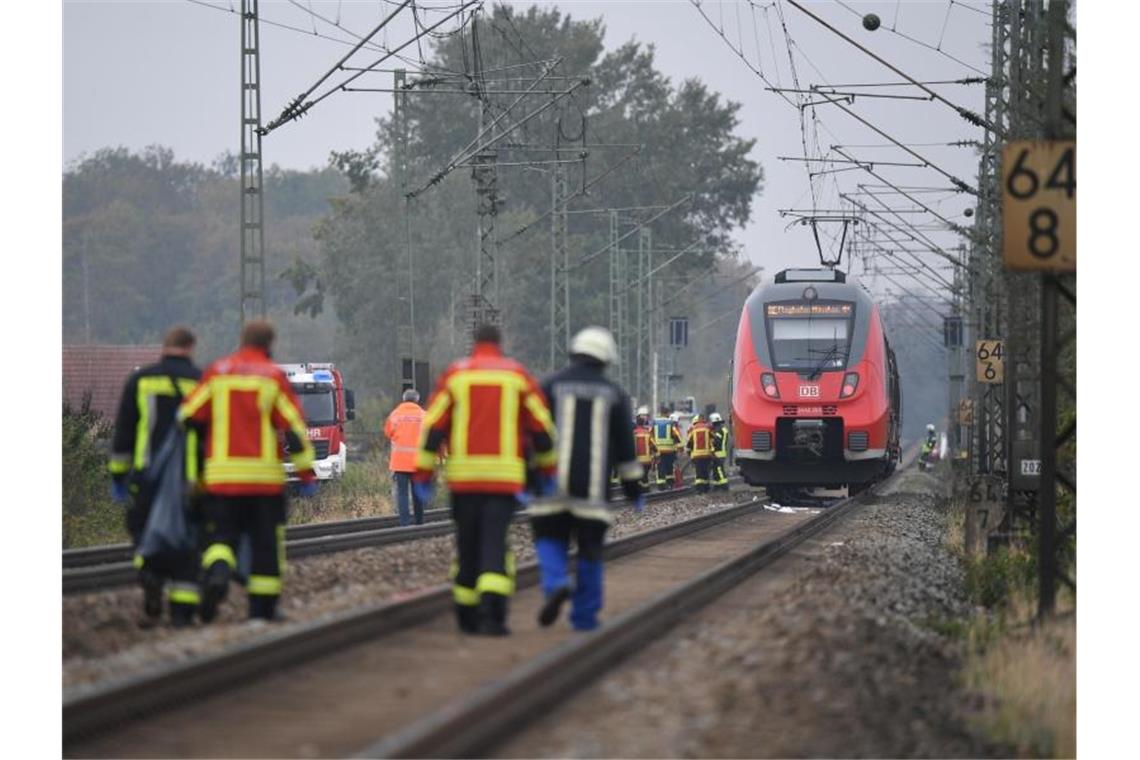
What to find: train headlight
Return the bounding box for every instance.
[840,372,859,398]
[761,372,780,398]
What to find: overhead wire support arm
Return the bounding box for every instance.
[786,0,1002,136]
[571,195,694,272]
[259,0,480,135]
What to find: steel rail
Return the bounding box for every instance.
[62,491,762,744]
[62,483,720,594]
[360,472,908,758]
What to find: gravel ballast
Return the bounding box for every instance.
[63,491,740,692]
[498,468,1002,758]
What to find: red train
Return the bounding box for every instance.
[730,268,901,494]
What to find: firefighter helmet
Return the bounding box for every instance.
[569,326,619,365]
[636,405,650,417]
[709,412,723,424]
[926,423,936,433]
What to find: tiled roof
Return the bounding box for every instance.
[63,345,161,421]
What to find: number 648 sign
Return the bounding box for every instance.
[1002,140,1075,272]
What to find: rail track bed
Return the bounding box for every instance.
[63,490,740,690]
[64,487,845,758]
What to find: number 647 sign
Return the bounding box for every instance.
[1002,140,1075,272]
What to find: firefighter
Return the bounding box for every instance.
[651,409,683,490]
[108,326,203,628]
[632,406,656,494]
[384,388,426,526]
[709,412,730,491]
[530,327,644,631]
[413,323,557,636]
[178,320,317,623]
[687,413,714,493]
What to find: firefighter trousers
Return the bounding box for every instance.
[636,461,653,493]
[692,457,712,492]
[710,456,729,489]
[531,512,608,631]
[656,451,676,490]
[200,494,286,620]
[450,494,517,632]
[126,490,200,623]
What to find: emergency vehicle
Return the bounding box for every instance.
[277,362,356,481]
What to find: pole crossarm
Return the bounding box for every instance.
[571,195,693,271]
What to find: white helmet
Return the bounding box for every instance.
[636,405,650,417]
[669,412,680,422]
[569,326,618,365]
[926,423,936,433]
[709,412,723,423]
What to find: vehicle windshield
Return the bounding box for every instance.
[766,302,853,373]
[293,386,337,426]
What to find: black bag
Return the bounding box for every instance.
[136,421,197,559]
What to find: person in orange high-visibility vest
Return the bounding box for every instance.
[178,320,316,622]
[632,406,656,494]
[414,323,558,636]
[385,388,427,526]
[686,413,714,493]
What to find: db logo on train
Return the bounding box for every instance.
[798,385,820,398]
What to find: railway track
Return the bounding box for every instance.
[62,476,876,757]
[62,483,718,595]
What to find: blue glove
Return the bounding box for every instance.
[110,480,130,504]
[633,494,647,514]
[538,473,558,497]
[297,480,319,498]
[413,481,435,506]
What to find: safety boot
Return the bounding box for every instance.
[138,568,163,627]
[455,604,480,634]
[169,603,196,629]
[198,561,230,624]
[538,586,571,627]
[475,593,511,636]
[249,594,279,621]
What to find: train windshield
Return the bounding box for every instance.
[765,302,854,373]
[293,385,337,426]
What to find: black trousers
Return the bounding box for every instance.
[451,493,516,623]
[656,451,677,488]
[127,489,200,616]
[692,457,711,490]
[201,493,287,619]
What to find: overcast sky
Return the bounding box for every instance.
[64,0,990,290]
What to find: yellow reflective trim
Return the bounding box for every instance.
[213,378,230,460]
[108,455,131,475]
[276,523,286,577]
[448,559,458,580]
[202,542,237,570]
[167,585,201,605]
[476,572,512,596]
[443,456,526,484]
[523,392,556,435]
[132,554,145,570]
[446,369,527,459]
[248,574,282,596]
[416,450,437,470]
[453,584,479,606]
[448,374,472,458]
[274,392,314,469]
[178,379,212,423]
[500,378,520,464]
[261,383,278,465]
[185,428,199,482]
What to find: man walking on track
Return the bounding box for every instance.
[385,388,426,525]
[413,324,558,636]
[178,320,317,622]
[530,326,644,631]
[108,325,203,628]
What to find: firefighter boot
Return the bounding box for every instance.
[535,537,571,627]
[455,603,480,634]
[249,594,279,621]
[570,558,604,631]
[198,560,231,624]
[138,567,163,628]
[476,593,511,636]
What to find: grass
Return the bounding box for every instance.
[288,450,400,524]
[942,490,1076,758]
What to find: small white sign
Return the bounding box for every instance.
[1019,459,1042,476]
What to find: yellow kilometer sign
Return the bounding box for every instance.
[1002,140,1076,271]
[976,340,1004,384]
[958,398,974,426]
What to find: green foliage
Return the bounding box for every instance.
[964,545,1037,610]
[62,396,126,548]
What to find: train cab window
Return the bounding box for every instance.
[765,301,854,374]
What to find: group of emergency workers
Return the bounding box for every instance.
[108,317,730,636]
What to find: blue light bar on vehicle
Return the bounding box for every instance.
[312,370,334,382]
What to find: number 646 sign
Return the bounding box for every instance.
[1002,140,1075,272]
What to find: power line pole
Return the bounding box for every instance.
[239,0,267,325]
[549,163,570,370]
[394,67,419,393]
[468,14,500,336]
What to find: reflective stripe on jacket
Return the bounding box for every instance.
[687,422,713,458]
[415,342,556,494]
[178,346,315,495]
[712,426,729,458]
[384,401,425,472]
